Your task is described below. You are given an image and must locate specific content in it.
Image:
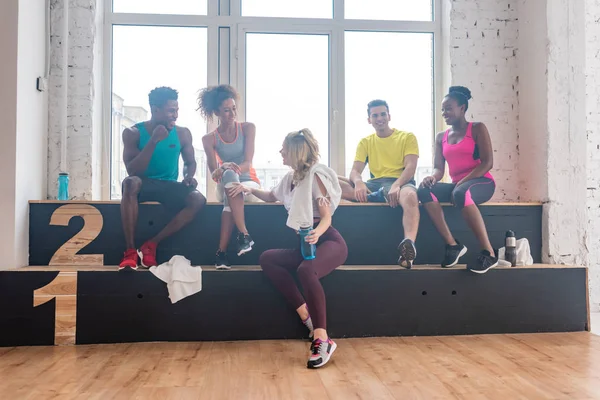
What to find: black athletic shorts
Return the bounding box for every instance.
[137,178,197,212]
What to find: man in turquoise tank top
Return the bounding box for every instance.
[119,87,206,271]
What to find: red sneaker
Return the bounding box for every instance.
[138,241,158,268]
[119,249,138,271]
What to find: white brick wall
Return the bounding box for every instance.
[544,0,588,269]
[449,0,520,201]
[517,0,548,202]
[586,0,600,310]
[47,0,101,200]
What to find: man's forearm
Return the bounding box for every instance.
[394,168,416,188]
[183,161,197,180]
[126,142,157,176]
[350,170,364,186]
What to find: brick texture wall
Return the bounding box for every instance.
[449,0,520,201]
[586,0,600,310]
[47,0,101,200]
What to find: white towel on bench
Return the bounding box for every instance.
[150,255,202,303]
[497,238,534,267]
[285,163,342,230]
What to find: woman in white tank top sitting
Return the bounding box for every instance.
[229,129,346,369]
[198,85,261,269]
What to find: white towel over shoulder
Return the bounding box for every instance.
[286,163,342,230]
[149,255,202,304]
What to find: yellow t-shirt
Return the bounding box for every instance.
[354,129,419,179]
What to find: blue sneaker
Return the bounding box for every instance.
[367,187,387,203]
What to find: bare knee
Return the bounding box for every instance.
[186,191,206,214]
[122,176,142,197]
[400,189,419,210]
[222,169,240,185]
[338,176,352,186]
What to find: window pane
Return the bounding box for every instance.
[242,0,332,19]
[111,26,208,199]
[246,33,329,188]
[113,0,207,15]
[345,32,434,184]
[345,0,432,21]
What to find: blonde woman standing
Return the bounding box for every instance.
[229,129,347,369]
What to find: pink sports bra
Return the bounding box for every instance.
[442,122,494,183]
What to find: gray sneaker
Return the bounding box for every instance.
[398,238,417,269]
[237,233,254,256]
[307,338,337,369]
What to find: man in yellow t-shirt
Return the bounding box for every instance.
[339,99,420,268]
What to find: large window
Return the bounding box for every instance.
[106,0,440,199]
[345,32,434,183]
[245,33,330,185]
[110,26,208,199]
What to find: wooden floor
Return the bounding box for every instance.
[2,333,600,399]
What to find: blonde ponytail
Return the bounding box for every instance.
[283,128,320,183]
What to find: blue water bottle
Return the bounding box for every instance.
[58,172,69,200]
[299,226,316,260]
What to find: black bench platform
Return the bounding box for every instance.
[0,264,588,347]
[28,201,543,267]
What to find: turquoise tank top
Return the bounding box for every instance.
[137,122,180,181]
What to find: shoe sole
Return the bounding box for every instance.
[398,241,416,269]
[216,265,232,270]
[118,265,138,272]
[237,241,255,257]
[469,261,499,274]
[442,246,468,268]
[307,341,337,369]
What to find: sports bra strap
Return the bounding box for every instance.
[442,129,450,143]
[465,122,473,138]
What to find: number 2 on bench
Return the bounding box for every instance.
[49,204,104,265]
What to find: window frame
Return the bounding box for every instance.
[103,0,443,200]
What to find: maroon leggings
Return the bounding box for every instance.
[259,226,348,330]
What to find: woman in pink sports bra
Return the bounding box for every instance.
[417,86,498,274]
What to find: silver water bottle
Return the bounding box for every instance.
[505,230,517,267]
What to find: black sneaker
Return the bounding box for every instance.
[442,242,468,268]
[237,233,254,256]
[398,238,417,269]
[468,250,499,274]
[215,250,231,270]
